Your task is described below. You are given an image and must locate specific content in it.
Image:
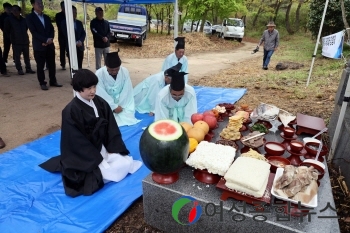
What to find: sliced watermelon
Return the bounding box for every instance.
[140,120,189,174]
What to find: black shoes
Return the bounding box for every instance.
[61,66,66,70]
[263,66,268,70]
[50,82,63,87]
[41,84,48,90]
[18,70,24,75]
[26,69,36,74]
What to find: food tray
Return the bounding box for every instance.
[271,168,318,208]
[216,173,275,205]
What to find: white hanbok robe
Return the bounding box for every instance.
[76,92,143,183]
[133,71,166,114]
[154,84,197,124]
[162,52,189,83]
[96,66,141,126]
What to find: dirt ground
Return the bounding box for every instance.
[0,34,345,232]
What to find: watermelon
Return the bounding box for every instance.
[139,119,189,174]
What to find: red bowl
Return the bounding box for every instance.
[283,127,295,138]
[299,162,325,180]
[289,140,304,153]
[264,142,286,156]
[268,156,291,173]
[304,142,328,157]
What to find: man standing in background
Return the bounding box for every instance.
[5,5,35,75]
[26,0,62,90]
[55,1,66,70]
[90,7,110,70]
[0,2,13,65]
[257,21,279,70]
[61,6,86,69]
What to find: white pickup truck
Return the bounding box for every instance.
[213,18,245,42]
[108,4,147,47]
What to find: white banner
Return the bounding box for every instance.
[322,31,344,59]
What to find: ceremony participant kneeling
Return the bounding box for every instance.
[134,62,182,116]
[154,70,197,124]
[39,69,142,197]
[162,37,189,83]
[95,51,140,126]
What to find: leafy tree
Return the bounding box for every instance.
[308,0,350,38]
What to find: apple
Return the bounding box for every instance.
[191,113,203,124]
[203,115,217,129]
[203,110,215,117]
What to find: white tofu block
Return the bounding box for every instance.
[225,174,269,198]
[224,157,270,191]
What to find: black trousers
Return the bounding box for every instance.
[58,36,66,67]
[0,47,7,74]
[2,34,11,63]
[67,48,84,69]
[33,48,57,85]
[13,44,31,71]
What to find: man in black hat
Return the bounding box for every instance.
[257,21,279,70]
[162,37,189,83]
[90,7,111,70]
[154,70,197,124]
[95,51,140,126]
[134,62,182,116]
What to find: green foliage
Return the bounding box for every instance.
[308,0,350,38]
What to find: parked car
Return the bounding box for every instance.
[150,19,173,30]
[183,20,212,34]
[108,4,147,47]
[218,18,245,42]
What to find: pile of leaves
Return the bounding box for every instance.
[112,33,242,58]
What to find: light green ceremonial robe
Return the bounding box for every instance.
[133,71,166,114]
[161,52,189,83]
[154,84,197,124]
[96,66,141,127]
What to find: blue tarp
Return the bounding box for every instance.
[73,0,175,4]
[0,86,246,233]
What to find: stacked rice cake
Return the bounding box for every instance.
[224,157,271,198]
[186,141,236,176]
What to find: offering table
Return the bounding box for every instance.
[142,119,340,233]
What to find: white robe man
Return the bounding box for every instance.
[133,62,182,116]
[95,51,140,126]
[162,37,189,83]
[154,70,197,124]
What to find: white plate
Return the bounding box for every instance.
[271,168,318,208]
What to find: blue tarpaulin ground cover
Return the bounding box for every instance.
[0,86,246,233]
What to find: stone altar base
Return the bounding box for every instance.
[143,165,340,233]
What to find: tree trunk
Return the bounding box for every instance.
[21,0,26,16]
[295,1,303,32]
[273,0,282,22]
[340,0,350,29]
[167,5,171,35]
[285,0,294,35]
[146,4,152,32]
[160,8,164,34]
[253,5,263,27]
[199,11,208,32]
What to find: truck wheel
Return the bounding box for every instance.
[137,37,143,47]
[143,32,147,40]
[237,38,242,43]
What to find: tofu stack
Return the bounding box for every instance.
[224,157,271,198]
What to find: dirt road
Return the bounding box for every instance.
[0,42,256,152]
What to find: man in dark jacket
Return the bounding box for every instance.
[0,2,13,64]
[90,7,110,70]
[61,6,86,69]
[55,1,66,70]
[26,0,62,90]
[4,5,35,75]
